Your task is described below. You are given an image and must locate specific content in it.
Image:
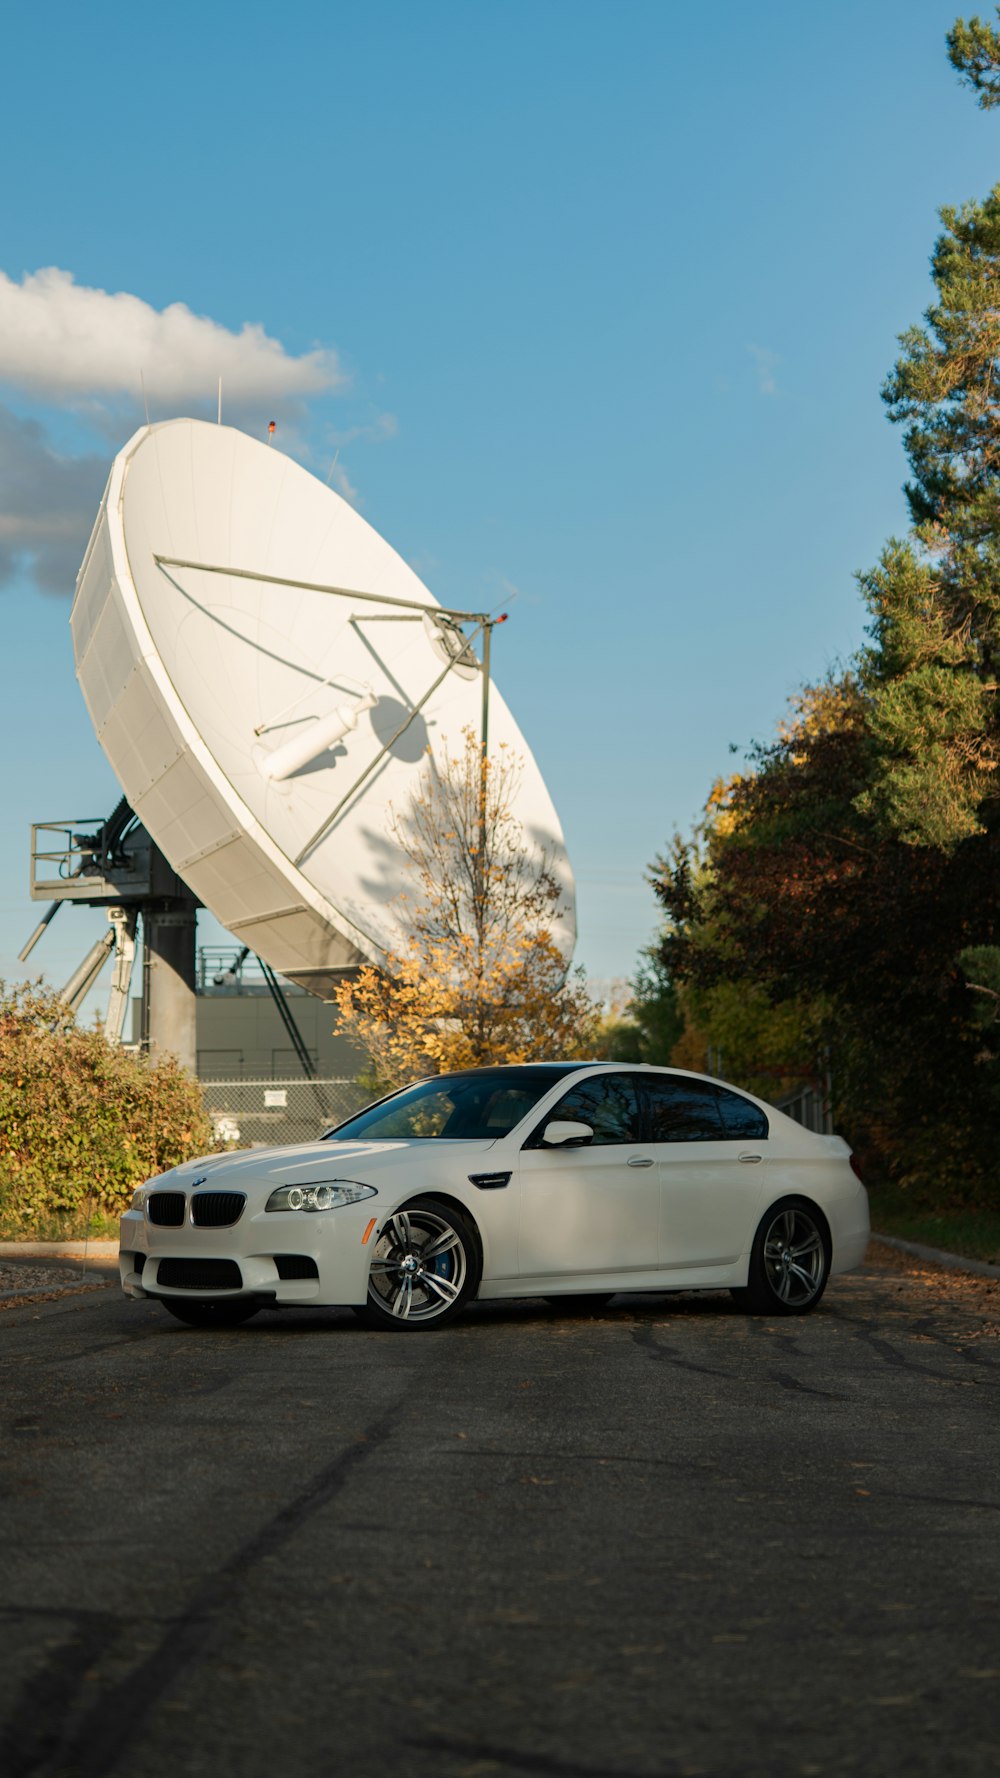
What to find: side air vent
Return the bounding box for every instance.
[275,1255,319,1281]
[469,1171,512,1191]
[147,1192,185,1226]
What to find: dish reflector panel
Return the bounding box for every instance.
[70,419,575,995]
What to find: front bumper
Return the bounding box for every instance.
[118,1202,372,1307]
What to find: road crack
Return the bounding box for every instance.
[16,1402,403,1778]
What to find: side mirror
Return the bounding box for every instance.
[541,1119,594,1148]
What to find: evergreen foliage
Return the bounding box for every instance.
[948,10,1000,106]
[865,159,1000,843]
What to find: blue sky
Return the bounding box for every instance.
[0,0,996,1011]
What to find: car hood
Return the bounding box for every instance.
[154,1138,499,1189]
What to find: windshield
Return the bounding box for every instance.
[326,1066,586,1142]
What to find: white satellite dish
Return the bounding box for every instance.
[70,419,576,995]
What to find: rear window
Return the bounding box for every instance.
[716,1086,768,1139]
[641,1074,769,1142]
[642,1075,725,1142]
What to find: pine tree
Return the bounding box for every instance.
[862,308,999,845]
[860,13,1000,845]
[948,10,1000,106]
[641,18,1000,1201]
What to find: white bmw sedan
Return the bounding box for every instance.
[119,1062,870,1331]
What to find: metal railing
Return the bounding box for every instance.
[29,817,152,901]
[775,1082,834,1136]
[196,948,283,993]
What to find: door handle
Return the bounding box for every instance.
[627,1156,654,1168]
[738,1153,763,1164]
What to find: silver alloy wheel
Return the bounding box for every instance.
[367,1208,469,1324]
[761,1205,826,1306]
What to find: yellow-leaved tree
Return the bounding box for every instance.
[333,729,598,1087]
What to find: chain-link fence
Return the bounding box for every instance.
[775,1082,833,1135]
[201,1077,369,1147]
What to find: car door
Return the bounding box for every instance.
[516,1071,659,1278]
[640,1074,769,1269]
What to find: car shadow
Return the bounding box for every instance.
[182,1289,747,1337]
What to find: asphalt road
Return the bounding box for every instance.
[1,1252,998,1778]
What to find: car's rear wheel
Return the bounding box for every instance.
[731,1198,830,1315]
[160,1296,262,1328]
[356,1199,480,1331]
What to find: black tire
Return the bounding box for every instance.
[160,1295,262,1328]
[545,1294,615,1313]
[731,1197,831,1316]
[355,1198,481,1331]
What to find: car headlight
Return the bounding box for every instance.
[130,1188,146,1212]
[265,1181,377,1213]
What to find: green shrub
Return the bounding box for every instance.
[0,979,215,1233]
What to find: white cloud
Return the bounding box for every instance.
[326,413,399,447]
[326,454,360,505]
[0,405,107,593]
[748,343,779,397]
[0,267,342,406]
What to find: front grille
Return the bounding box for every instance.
[147,1192,185,1226]
[156,1258,242,1292]
[191,1192,246,1228]
[275,1255,319,1281]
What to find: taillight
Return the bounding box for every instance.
[849,1153,865,1184]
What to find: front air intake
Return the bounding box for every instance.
[147,1192,185,1226]
[191,1192,246,1228]
[156,1258,242,1291]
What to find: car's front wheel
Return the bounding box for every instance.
[356,1199,480,1331]
[160,1296,262,1328]
[731,1198,831,1315]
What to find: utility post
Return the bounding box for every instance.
[141,892,199,1074]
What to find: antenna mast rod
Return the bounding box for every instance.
[294,628,485,866]
[477,620,493,913]
[154,556,490,626]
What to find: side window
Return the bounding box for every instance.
[536,1073,641,1145]
[716,1087,768,1139]
[642,1074,725,1142]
